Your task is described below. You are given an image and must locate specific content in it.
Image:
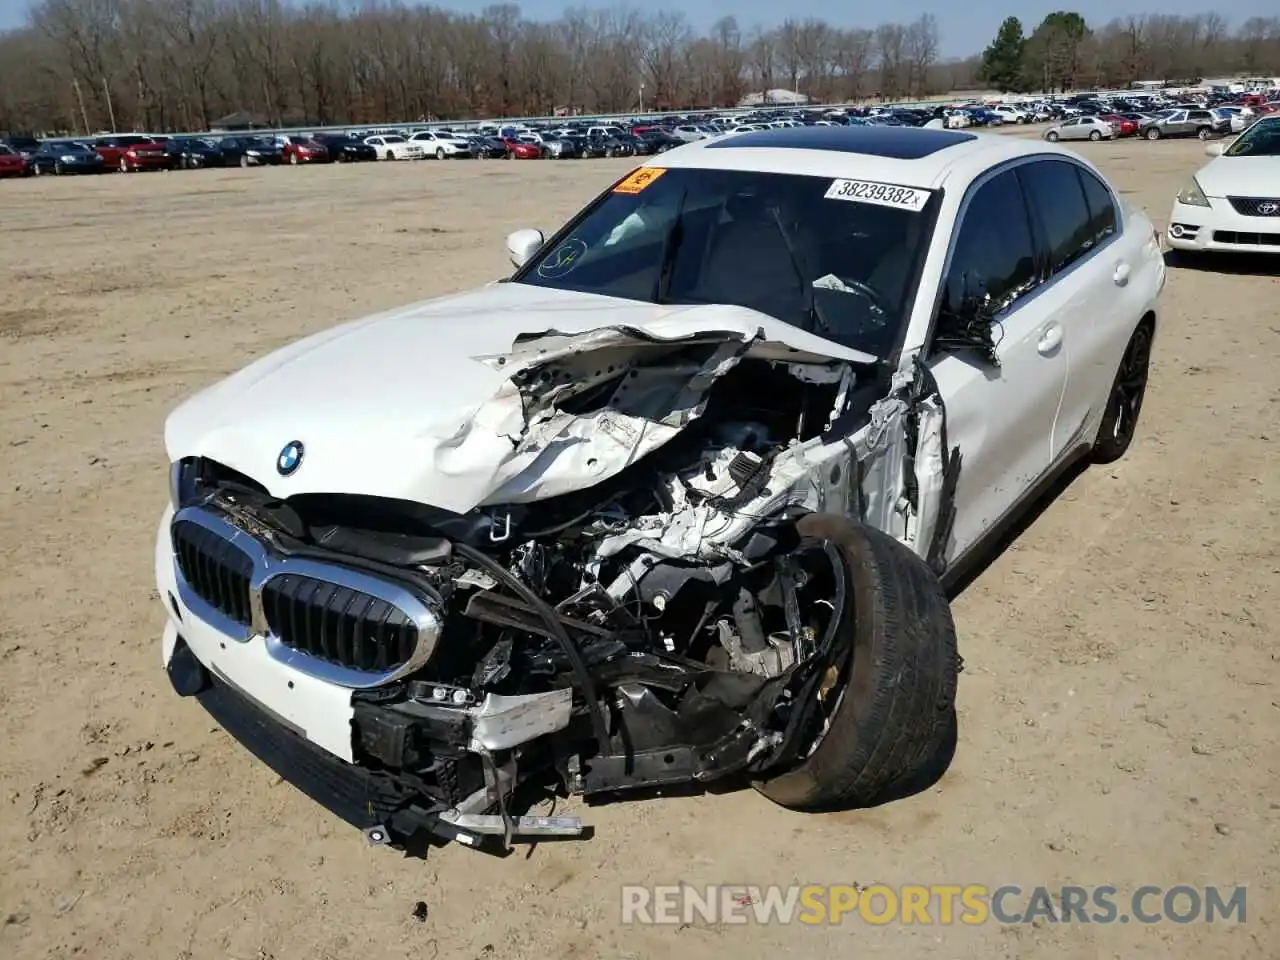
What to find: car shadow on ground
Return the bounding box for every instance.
[1164,249,1280,276]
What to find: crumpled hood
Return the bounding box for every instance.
[165,283,872,513]
[1197,156,1280,198]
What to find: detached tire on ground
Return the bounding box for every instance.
[754,514,960,811]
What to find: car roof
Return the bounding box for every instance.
[648,125,1084,190]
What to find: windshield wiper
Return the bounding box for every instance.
[652,187,688,303]
[768,208,833,338]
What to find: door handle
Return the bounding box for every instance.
[1037,322,1063,356]
[1113,261,1131,285]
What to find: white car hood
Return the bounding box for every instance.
[165,283,874,514]
[1196,156,1280,197]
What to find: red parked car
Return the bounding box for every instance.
[0,144,28,177]
[503,139,541,159]
[1098,114,1138,137]
[278,137,332,164]
[95,135,171,172]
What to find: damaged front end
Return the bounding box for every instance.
[165,323,957,851]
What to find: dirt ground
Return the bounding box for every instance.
[1,135,1276,960]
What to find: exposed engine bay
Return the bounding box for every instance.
[166,326,960,851]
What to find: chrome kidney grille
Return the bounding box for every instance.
[260,574,420,673]
[172,519,255,625]
[169,507,441,688]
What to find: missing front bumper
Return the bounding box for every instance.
[167,635,585,851]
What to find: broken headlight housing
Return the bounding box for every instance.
[169,457,202,509]
[1176,178,1210,207]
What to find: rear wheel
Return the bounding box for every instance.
[1092,323,1152,464]
[1196,126,1211,140]
[753,515,960,811]
[1089,129,1101,141]
[1146,127,1161,140]
[1046,131,1059,142]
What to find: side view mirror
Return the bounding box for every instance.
[505,228,545,269]
[1205,141,1228,157]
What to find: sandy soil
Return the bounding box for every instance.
[1,138,1276,960]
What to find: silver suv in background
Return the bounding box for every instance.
[1140,109,1228,141]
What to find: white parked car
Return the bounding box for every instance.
[156,125,1165,853]
[1166,115,1280,256]
[670,124,708,142]
[1043,117,1114,142]
[409,130,472,159]
[993,106,1031,124]
[363,134,425,160]
[1209,107,1251,133]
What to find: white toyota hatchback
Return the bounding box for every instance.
[1166,115,1280,255]
[156,126,1165,852]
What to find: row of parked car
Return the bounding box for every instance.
[1039,103,1278,143]
[0,123,694,177]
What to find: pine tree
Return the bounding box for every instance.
[978,17,1027,92]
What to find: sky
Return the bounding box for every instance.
[0,0,1274,57]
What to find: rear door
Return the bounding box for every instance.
[1015,158,1123,459]
[925,167,1066,564]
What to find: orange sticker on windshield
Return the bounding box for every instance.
[613,167,666,194]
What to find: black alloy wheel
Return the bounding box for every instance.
[1092,323,1152,463]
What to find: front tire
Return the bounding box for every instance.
[1092,323,1152,463]
[435,147,446,160]
[1196,126,1211,140]
[753,515,960,811]
[1089,130,1101,141]
[1046,131,1060,142]
[1146,127,1161,140]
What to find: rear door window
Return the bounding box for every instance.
[1076,167,1119,249]
[1017,160,1096,275]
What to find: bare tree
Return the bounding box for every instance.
[904,14,939,97]
[874,23,906,100]
[4,3,1278,134]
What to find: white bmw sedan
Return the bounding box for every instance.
[1166,115,1280,255]
[155,125,1165,852]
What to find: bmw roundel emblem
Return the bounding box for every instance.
[277,440,304,476]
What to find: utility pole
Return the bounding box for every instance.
[102,76,117,132]
[71,77,90,135]
[639,83,645,114]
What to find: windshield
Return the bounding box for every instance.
[514,167,936,359]
[382,135,405,143]
[1225,119,1280,156]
